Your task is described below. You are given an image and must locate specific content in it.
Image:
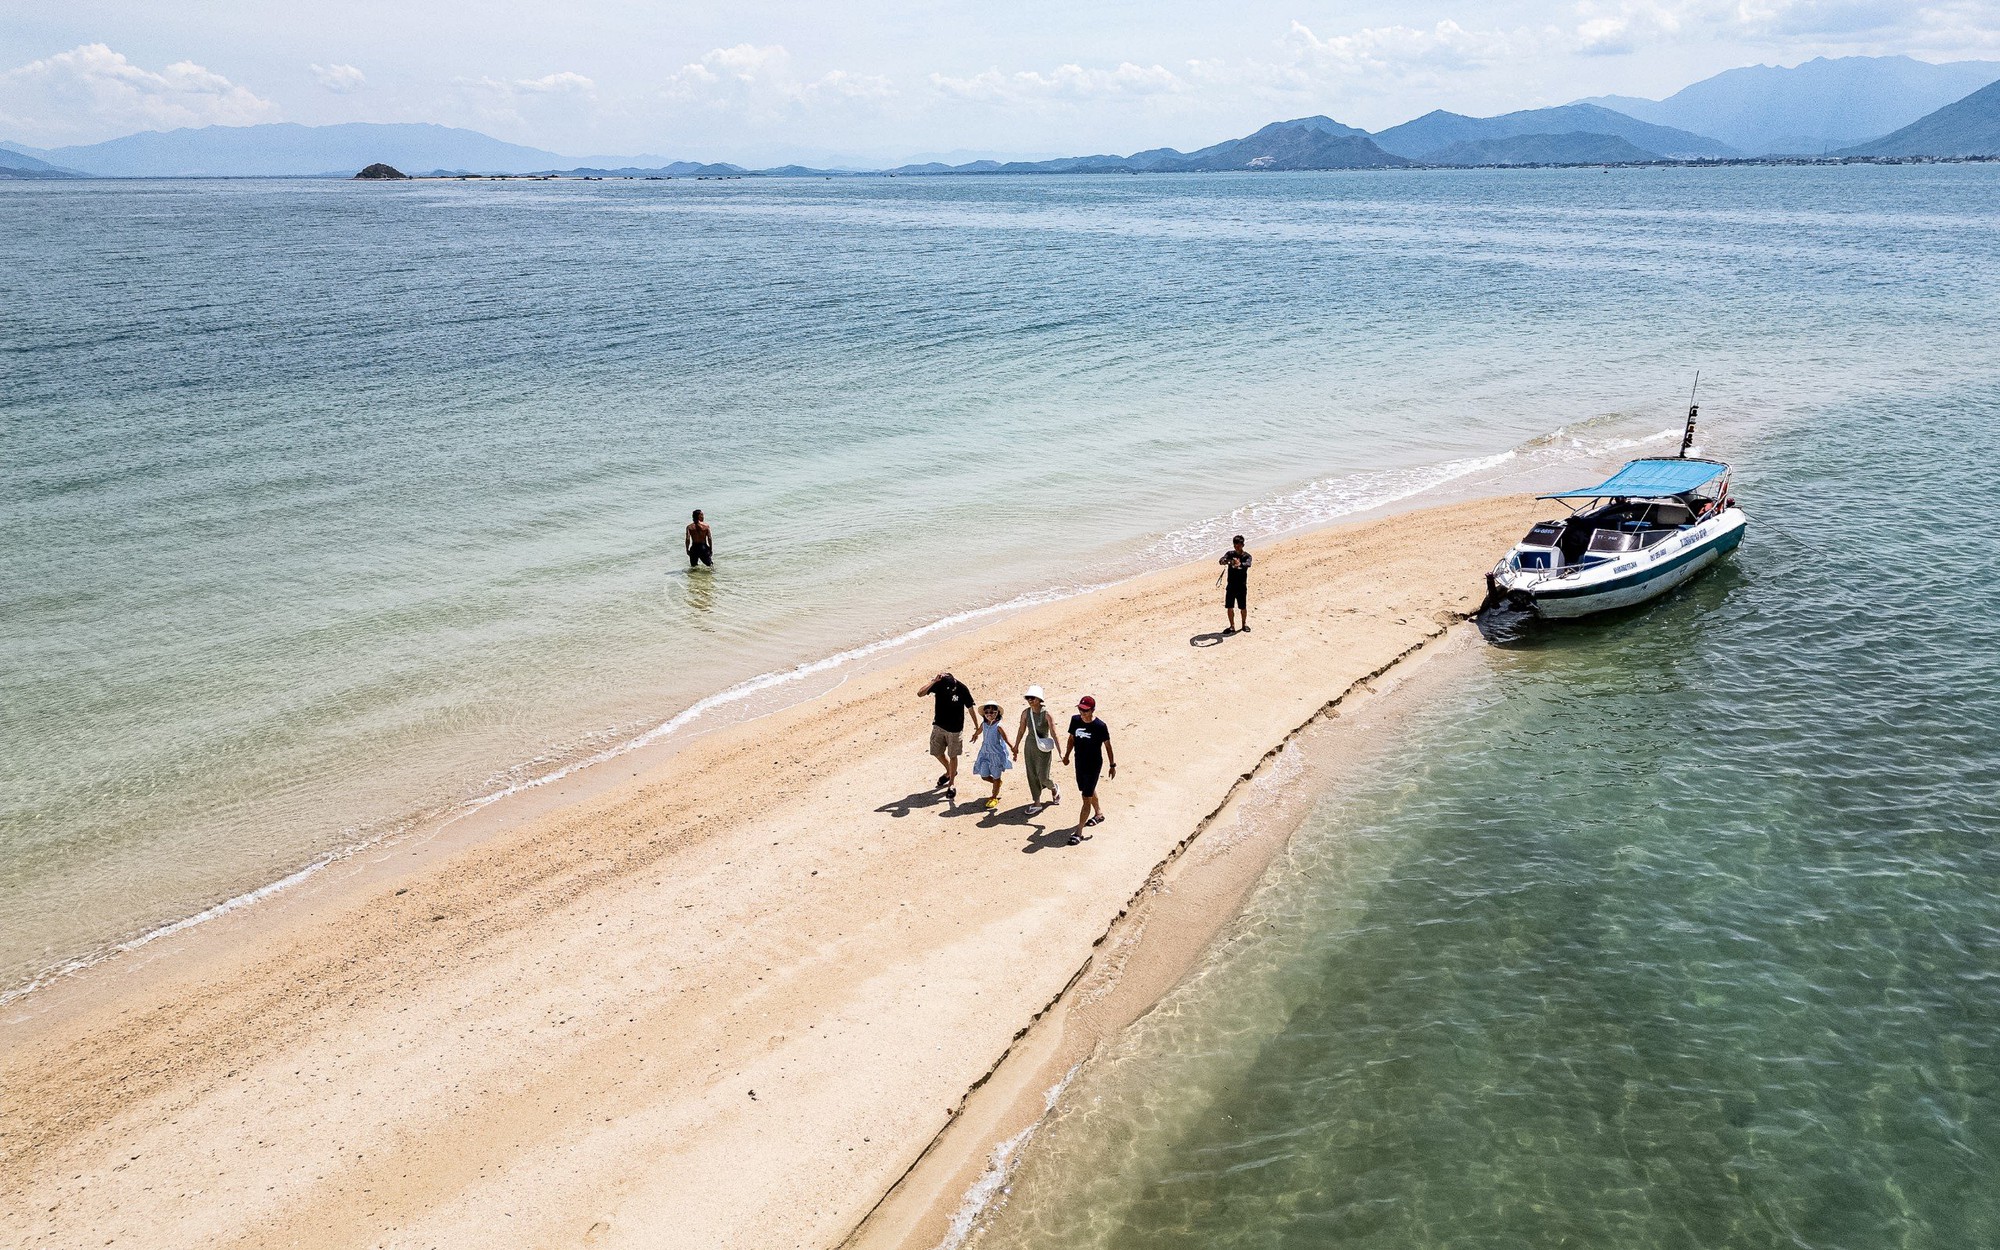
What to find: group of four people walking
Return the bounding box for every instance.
[918,673,1117,846]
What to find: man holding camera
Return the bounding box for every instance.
[1220,534,1253,635]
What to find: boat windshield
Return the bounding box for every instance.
[1520,522,1563,547]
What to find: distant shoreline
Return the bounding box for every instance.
[12,155,1997,186]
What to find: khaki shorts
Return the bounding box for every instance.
[929,725,963,758]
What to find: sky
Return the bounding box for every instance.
[3,0,1998,163]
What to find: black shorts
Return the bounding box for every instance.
[1225,580,1247,610]
[1075,759,1102,798]
[689,543,713,567]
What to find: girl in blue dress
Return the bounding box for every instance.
[971,701,1014,810]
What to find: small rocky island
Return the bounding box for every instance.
[353,163,410,180]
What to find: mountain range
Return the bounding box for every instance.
[0,147,85,178]
[4,122,566,178]
[877,104,1740,174]
[1837,77,2000,157]
[1373,103,1737,160]
[888,117,1408,174]
[1582,55,2000,155]
[6,55,2000,181]
[1422,132,1660,167]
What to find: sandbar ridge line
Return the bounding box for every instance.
[836,614,1466,1248]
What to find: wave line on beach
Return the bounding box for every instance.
[0,580,1119,1009]
[936,1064,1081,1250]
[0,422,1675,1011]
[1144,422,1676,564]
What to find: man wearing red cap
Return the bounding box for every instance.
[1061,695,1116,845]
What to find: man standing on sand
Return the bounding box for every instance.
[686,509,714,568]
[1219,534,1252,634]
[1061,695,1116,846]
[918,671,976,803]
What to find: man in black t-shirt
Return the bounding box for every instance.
[1219,535,1252,635]
[1061,695,1117,845]
[918,671,976,800]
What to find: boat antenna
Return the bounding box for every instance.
[1678,372,1700,458]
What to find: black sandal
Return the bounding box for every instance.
[1067,831,1081,846]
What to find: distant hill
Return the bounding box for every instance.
[1425,132,1662,166]
[551,162,749,178]
[1582,55,2000,155]
[24,67,2000,183]
[0,147,86,178]
[891,117,1406,174]
[1173,117,1401,170]
[36,123,569,177]
[1836,78,2000,157]
[1373,104,1736,161]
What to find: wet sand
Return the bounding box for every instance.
[0,493,1543,1250]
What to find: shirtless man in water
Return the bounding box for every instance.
[686,509,714,568]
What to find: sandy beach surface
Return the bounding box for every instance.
[1,493,1542,1250]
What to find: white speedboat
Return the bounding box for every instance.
[1483,447,1746,621]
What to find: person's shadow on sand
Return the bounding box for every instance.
[977,802,1042,830]
[1022,825,1086,853]
[1189,631,1231,647]
[875,788,949,818]
[989,804,1086,852]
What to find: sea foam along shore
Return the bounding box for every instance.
[0,427,1618,1011]
[4,490,1546,1250]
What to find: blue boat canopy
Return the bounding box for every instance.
[1540,457,1728,501]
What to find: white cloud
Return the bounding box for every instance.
[664,44,893,114]
[671,43,789,90]
[924,21,1525,119]
[1566,0,2000,53]
[1906,1,2000,52]
[1573,3,1688,55]
[906,19,1539,141]
[930,62,1187,102]
[511,71,595,94]
[449,70,597,138]
[462,70,596,97]
[0,43,277,146]
[311,62,366,93]
[1280,20,1521,77]
[1737,0,1923,36]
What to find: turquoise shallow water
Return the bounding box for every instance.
[975,385,2000,1248]
[2,166,1996,995]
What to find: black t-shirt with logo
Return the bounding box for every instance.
[1068,714,1112,768]
[1224,549,1253,588]
[930,679,975,733]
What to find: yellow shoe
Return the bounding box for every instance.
[986,797,999,810]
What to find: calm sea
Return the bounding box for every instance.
[2,166,1995,1001]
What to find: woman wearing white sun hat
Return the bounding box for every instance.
[1011,686,1062,810]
